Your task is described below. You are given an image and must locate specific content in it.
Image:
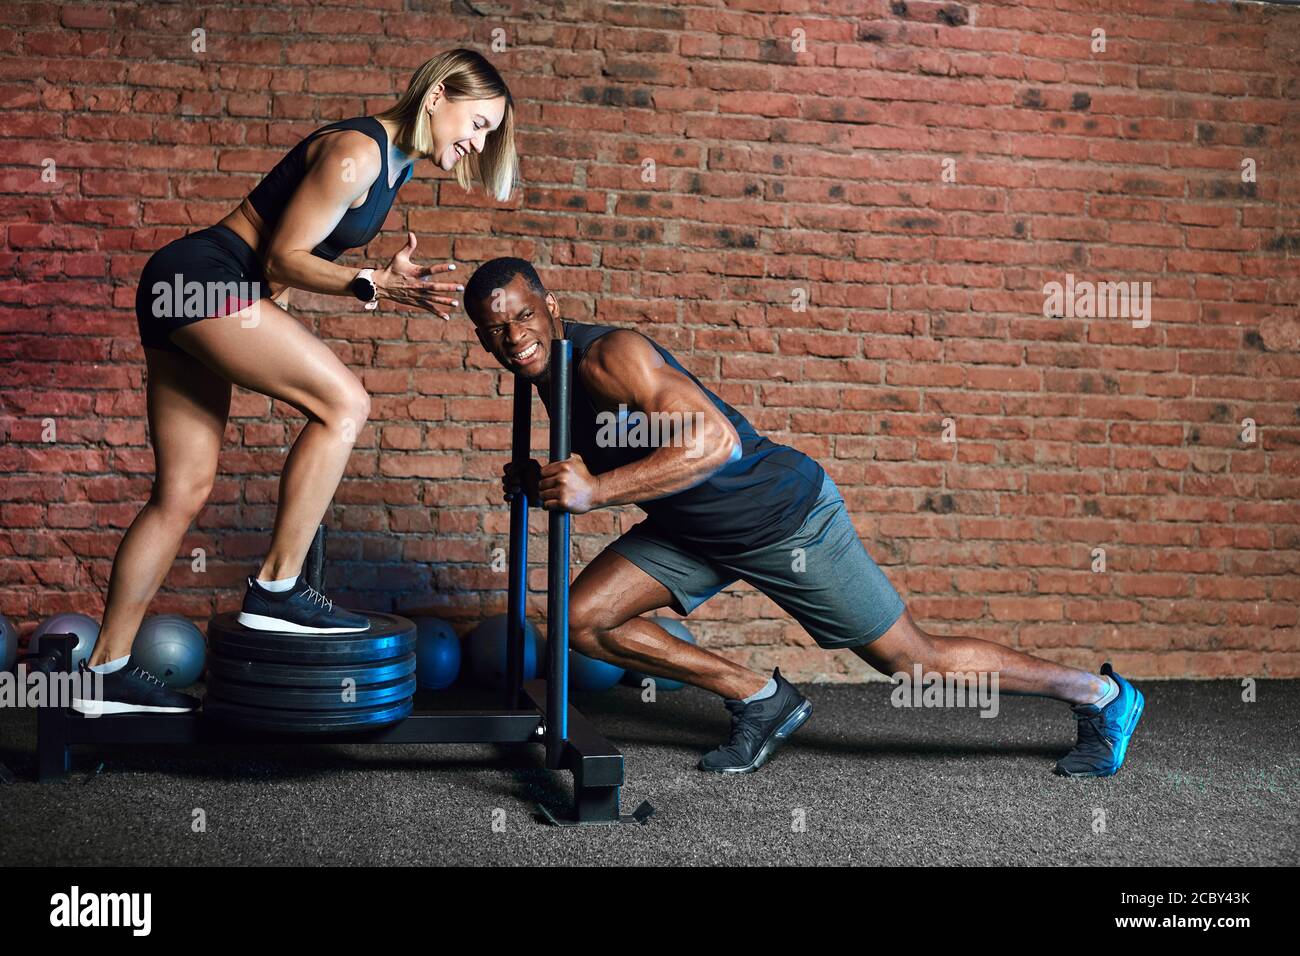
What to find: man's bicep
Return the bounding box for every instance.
[636,366,721,420]
[583,331,707,414]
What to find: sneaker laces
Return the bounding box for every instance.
[725,704,767,752]
[302,583,334,612]
[1071,709,1114,753]
[129,666,166,688]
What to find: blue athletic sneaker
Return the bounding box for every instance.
[1055,662,1144,777]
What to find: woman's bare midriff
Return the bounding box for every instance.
[217,201,291,303]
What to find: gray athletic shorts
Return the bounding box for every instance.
[607,474,906,650]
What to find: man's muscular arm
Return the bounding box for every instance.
[537,330,741,513]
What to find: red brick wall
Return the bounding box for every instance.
[2,1,1298,680]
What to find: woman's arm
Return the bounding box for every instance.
[259,131,460,317]
[259,130,378,297]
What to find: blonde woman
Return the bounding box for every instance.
[83,49,518,714]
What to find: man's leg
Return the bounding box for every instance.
[716,475,1112,705]
[852,609,1108,706]
[712,473,1143,775]
[850,608,1146,777]
[568,547,767,701]
[569,533,814,774]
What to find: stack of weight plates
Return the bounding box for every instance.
[204,611,418,733]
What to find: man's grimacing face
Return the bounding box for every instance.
[470,274,562,381]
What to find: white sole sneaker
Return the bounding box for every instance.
[236,612,370,635]
[72,699,195,716]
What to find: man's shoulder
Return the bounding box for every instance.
[584,327,649,359]
[579,328,660,385]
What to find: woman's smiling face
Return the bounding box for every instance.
[426,88,506,171]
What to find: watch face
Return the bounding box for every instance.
[353,276,375,301]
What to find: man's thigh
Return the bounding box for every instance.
[569,544,681,629]
[602,520,738,618]
[716,476,906,650]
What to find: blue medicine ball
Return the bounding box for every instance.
[569,650,625,692]
[131,614,207,687]
[30,612,101,672]
[0,613,17,673]
[412,616,461,690]
[467,614,539,690]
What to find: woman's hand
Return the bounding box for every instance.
[373,232,464,319]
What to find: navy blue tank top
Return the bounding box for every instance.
[541,321,826,555]
[246,116,413,262]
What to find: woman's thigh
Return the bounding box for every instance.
[170,300,365,422]
[144,346,231,500]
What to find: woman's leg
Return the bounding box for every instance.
[170,300,370,583]
[91,347,231,666]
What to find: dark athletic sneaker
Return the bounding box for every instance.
[73,660,199,716]
[698,668,813,774]
[1055,662,1145,777]
[237,576,370,634]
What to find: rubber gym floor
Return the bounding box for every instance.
[1,679,1296,866]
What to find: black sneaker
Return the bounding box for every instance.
[73,660,199,716]
[698,668,813,774]
[1055,662,1145,777]
[237,576,370,634]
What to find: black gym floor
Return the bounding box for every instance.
[1,679,1296,866]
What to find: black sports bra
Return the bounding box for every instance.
[246,116,414,262]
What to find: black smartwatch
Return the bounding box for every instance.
[350,268,378,305]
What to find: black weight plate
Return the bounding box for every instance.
[206,673,417,711]
[206,653,416,688]
[203,696,413,734]
[207,611,415,665]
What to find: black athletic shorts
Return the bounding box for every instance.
[134,224,267,354]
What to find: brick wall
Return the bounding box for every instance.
[2,0,1298,680]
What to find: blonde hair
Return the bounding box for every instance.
[378,49,518,202]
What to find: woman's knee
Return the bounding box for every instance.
[150,471,215,521]
[319,376,371,435]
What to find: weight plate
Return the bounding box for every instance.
[203,696,413,734]
[207,611,415,665]
[206,673,417,711]
[206,653,416,688]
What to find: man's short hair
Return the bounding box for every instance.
[464,257,547,319]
